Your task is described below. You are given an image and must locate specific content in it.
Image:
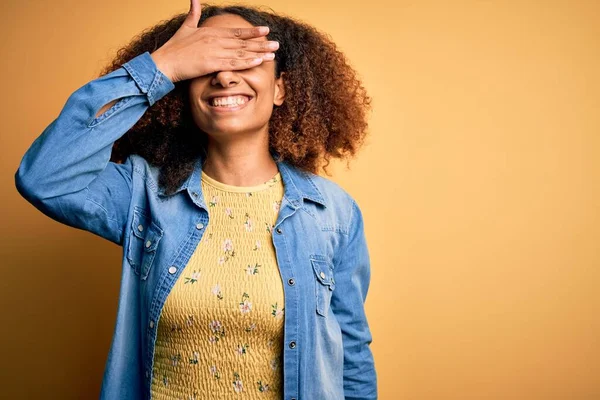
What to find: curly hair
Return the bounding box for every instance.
[100,3,372,196]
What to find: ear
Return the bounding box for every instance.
[273,72,286,106]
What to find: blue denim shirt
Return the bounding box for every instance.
[15,51,377,400]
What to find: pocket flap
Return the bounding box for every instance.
[310,258,335,288]
[131,209,163,252]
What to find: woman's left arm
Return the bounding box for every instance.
[331,199,378,400]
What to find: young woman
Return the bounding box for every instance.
[15,1,376,399]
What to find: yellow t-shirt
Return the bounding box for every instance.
[150,169,285,399]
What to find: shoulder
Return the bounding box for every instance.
[128,154,161,192]
[303,171,361,235]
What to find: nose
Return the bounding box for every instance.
[211,70,241,87]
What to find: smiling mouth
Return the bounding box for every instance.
[207,95,253,110]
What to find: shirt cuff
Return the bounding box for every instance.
[122,51,176,107]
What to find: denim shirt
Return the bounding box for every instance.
[15,51,377,400]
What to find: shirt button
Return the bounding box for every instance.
[145,240,152,248]
[289,341,296,349]
[276,228,282,234]
[320,271,326,280]
[149,320,154,328]
[196,223,204,230]
[192,191,198,197]
[168,266,177,274]
[137,224,144,232]
[145,370,150,378]
[288,278,295,286]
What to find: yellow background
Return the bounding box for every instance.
[2,0,599,398]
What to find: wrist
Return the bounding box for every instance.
[150,50,177,83]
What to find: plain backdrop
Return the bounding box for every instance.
[1,0,599,398]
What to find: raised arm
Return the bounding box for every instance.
[14,51,175,245]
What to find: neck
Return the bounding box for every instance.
[201,136,278,187]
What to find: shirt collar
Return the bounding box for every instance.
[156,151,327,209]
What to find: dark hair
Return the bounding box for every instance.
[101,3,372,195]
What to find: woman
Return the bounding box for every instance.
[15,1,376,399]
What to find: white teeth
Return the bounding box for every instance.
[210,95,250,107]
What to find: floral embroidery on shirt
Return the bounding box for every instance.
[232,372,244,393]
[270,356,280,371]
[151,173,285,398]
[211,283,223,300]
[257,380,270,392]
[264,222,272,233]
[219,238,235,264]
[272,303,284,320]
[170,353,182,366]
[273,200,281,213]
[244,213,254,231]
[184,270,200,284]
[209,320,226,343]
[235,343,250,356]
[239,292,252,314]
[245,263,261,275]
[210,364,221,380]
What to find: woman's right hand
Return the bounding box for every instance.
[150,0,279,83]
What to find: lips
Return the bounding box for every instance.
[206,93,254,102]
[206,95,254,113]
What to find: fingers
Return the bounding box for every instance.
[214,57,266,71]
[219,37,279,52]
[183,0,201,29]
[222,49,276,61]
[212,26,270,40]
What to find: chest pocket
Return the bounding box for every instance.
[126,208,163,281]
[310,256,336,318]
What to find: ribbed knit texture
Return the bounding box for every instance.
[150,169,285,399]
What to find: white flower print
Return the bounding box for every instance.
[270,356,279,371]
[184,270,200,284]
[244,213,254,232]
[239,293,252,314]
[212,284,223,300]
[257,380,270,392]
[209,195,219,207]
[223,238,233,252]
[170,353,182,366]
[273,200,281,213]
[235,343,250,355]
[253,240,261,251]
[245,263,260,275]
[233,372,243,393]
[271,302,284,320]
[209,320,225,342]
[210,365,221,380]
[225,207,234,219]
